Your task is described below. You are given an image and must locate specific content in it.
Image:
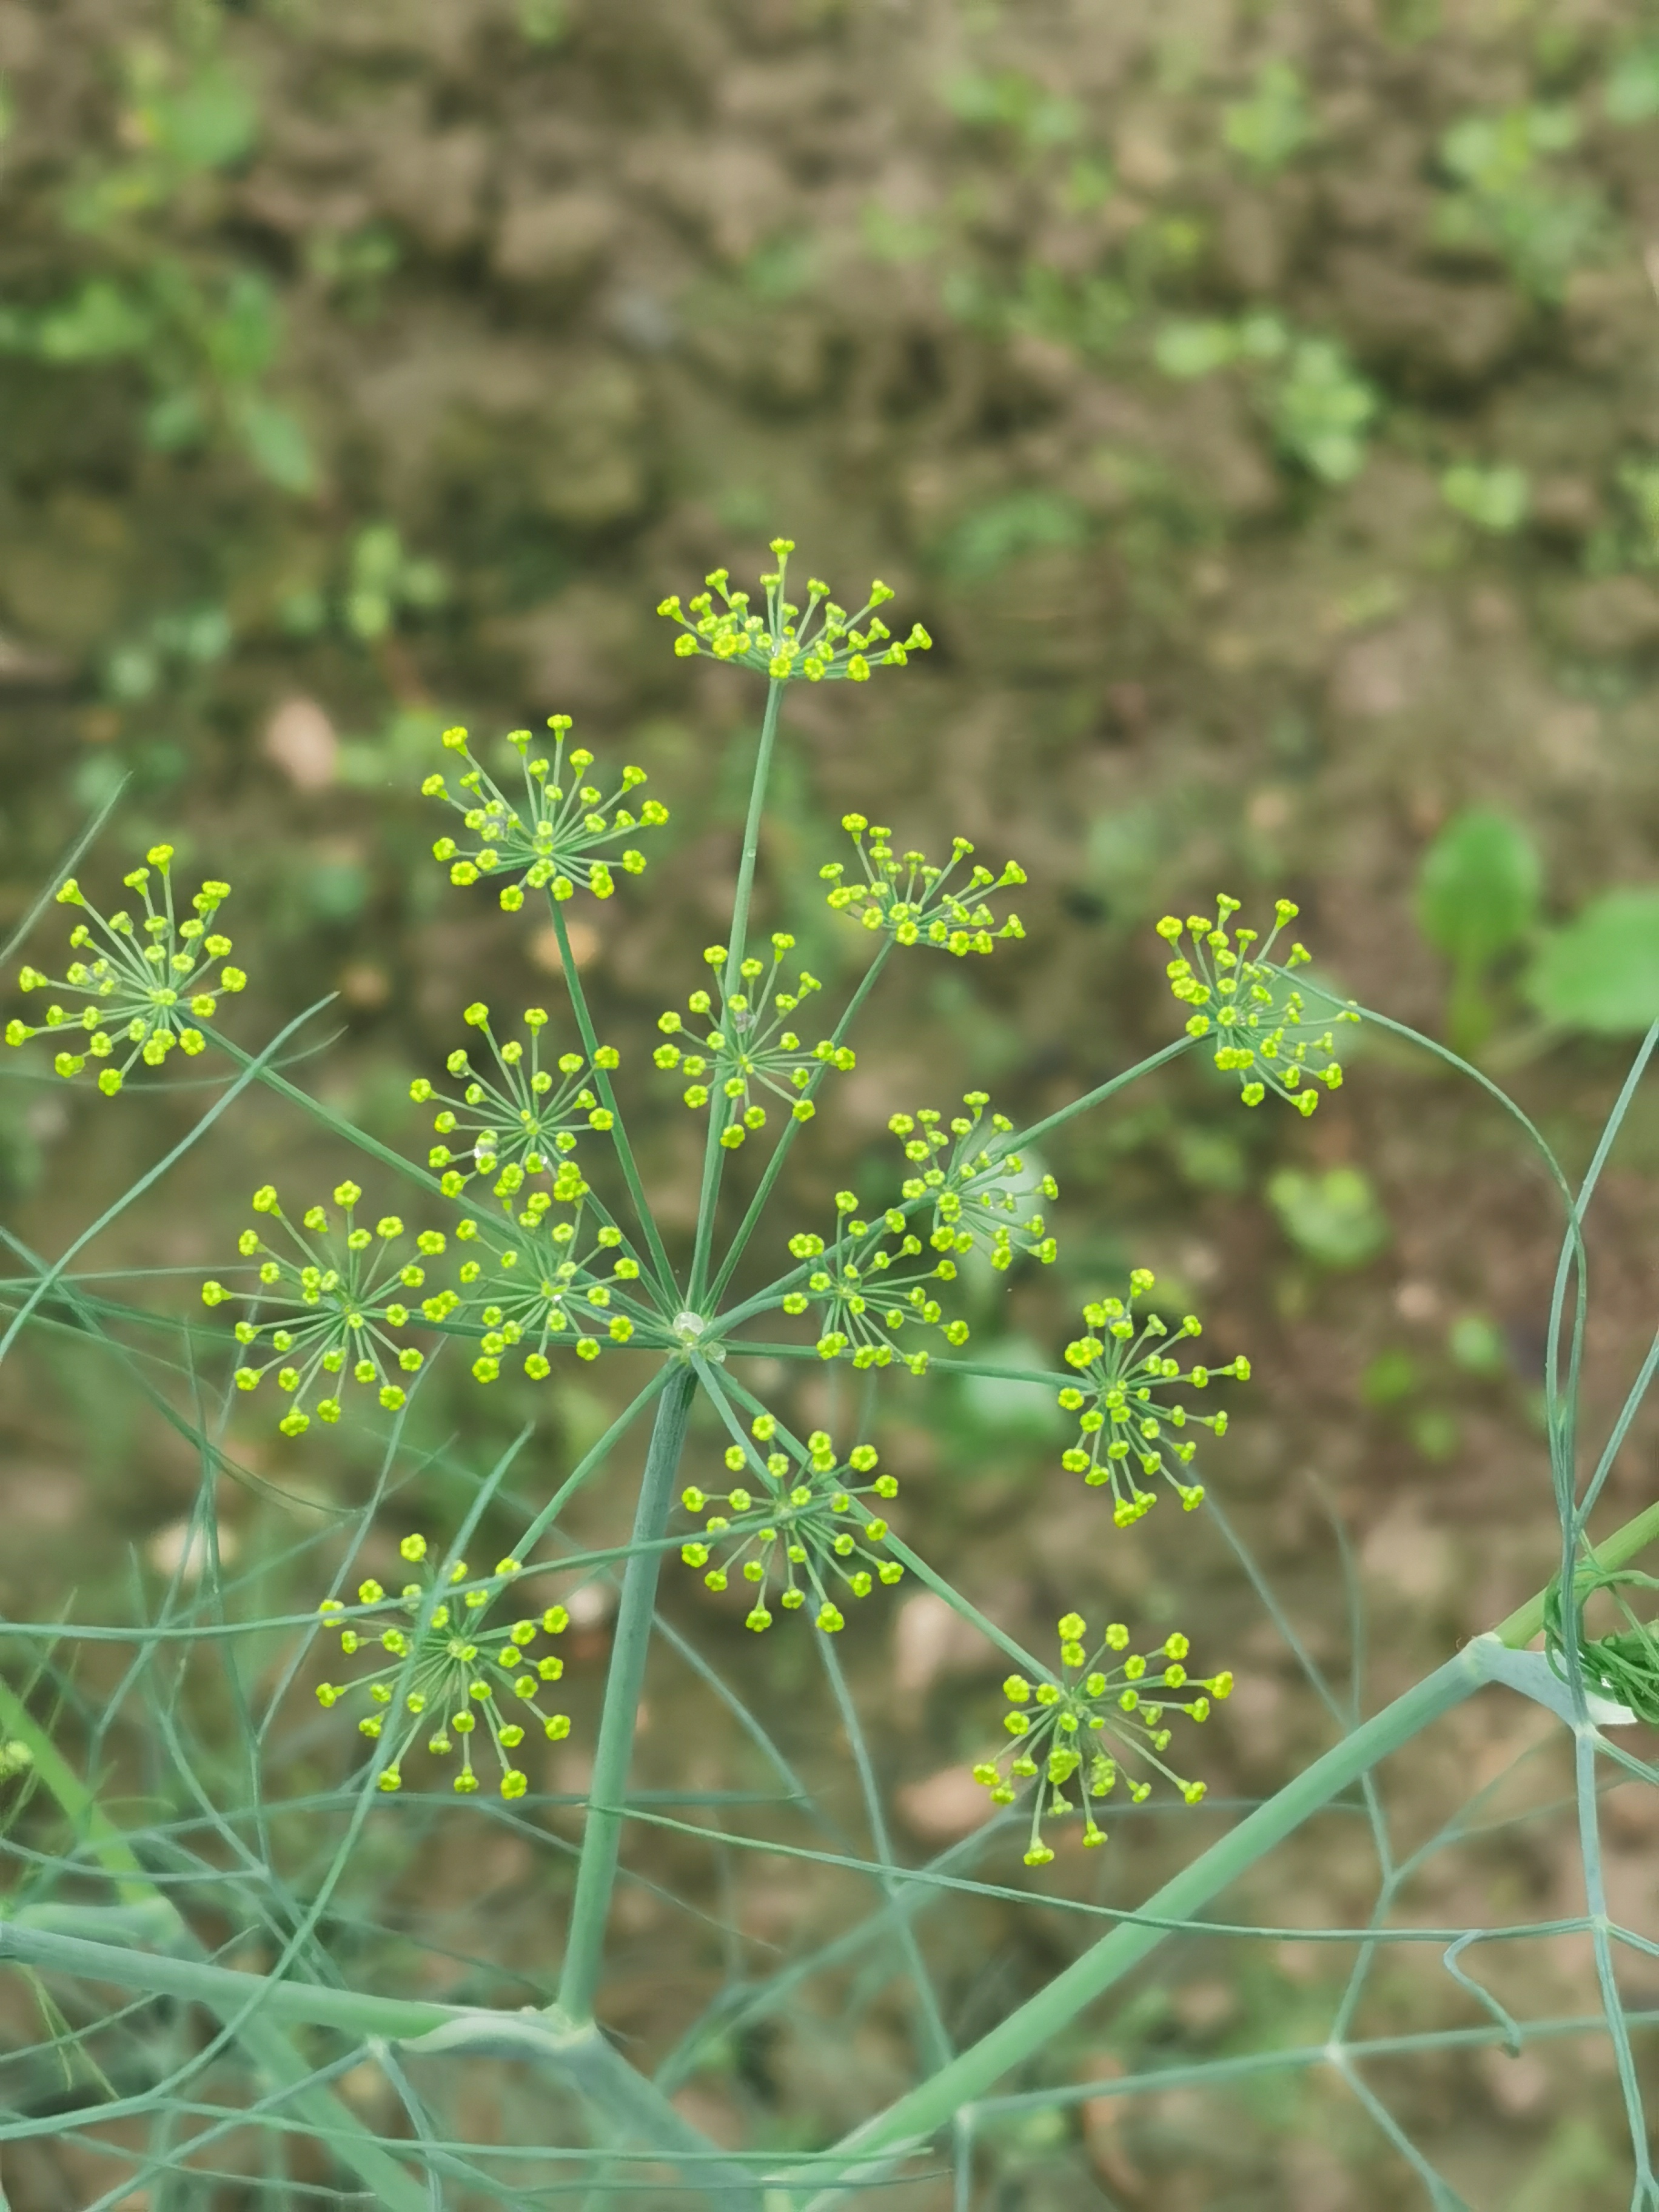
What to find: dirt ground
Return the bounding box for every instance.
[5,1,1659,2204]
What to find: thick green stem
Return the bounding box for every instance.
[780,1651,1483,2201]
[0,1684,430,2212]
[779,1499,1659,2204]
[688,678,785,1307]
[557,1362,697,2021]
[0,1915,760,2201]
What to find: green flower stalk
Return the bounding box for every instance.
[5,845,246,1096]
[315,1535,571,1798]
[411,1002,618,1194]
[890,1093,1058,1271]
[447,1161,655,1376]
[973,1613,1232,1866]
[654,934,854,1150]
[1158,894,1356,1113]
[679,1419,903,1632]
[822,816,1026,954]
[203,1182,435,1436]
[421,719,668,911]
[1057,1269,1247,1526]
[657,538,931,682]
[782,1190,964,1370]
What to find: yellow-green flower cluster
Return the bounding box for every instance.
[679,1419,903,1632]
[782,1190,966,1370]
[5,847,246,1097]
[447,1156,653,1376]
[891,1093,1059,1272]
[973,1613,1232,1867]
[411,1003,618,1195]
[657,537,931,683]
[821,819,1025,955]
[203,1183,436,1436]
[1057,1271,1248,1526]
[1158,895,1357,1114]
[315,1535,571,1798]
[421,720,668,911]
[654,935,853,1150]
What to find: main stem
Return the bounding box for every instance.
[779,1503,1659,2204]
[556,1362,697,2022]
[687,677,785,1307]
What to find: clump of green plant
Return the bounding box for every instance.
[3,540,1659,2208]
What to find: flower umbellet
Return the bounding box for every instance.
[974,1613,1233,1867]
[202,1182,436,1436]
[822,817,1026,955]
[780,1191,964,1372]
[315,1535,571,1798]
[4,846,246,1097]
[679,1419,903,1632]
[891,1093,1059,1272]
[412,1002,618,1193]
[445,1155,659,1376]
[657,538,931,682]
[1057,1269,1248,1526]
[421,719,668,911]
[654,934,853,1150]
[1159,894,1358,1114]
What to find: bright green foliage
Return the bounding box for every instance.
[421,720,667,911]
[1415,806,1541,1050]
[1416,809,1541,971]
[343,523,447,642]
[973,1614,1232,1865]
[657,538,930,682]
[1525,888,1659,1034]
[945,67,1082,153]
[1448,1312,1508,1376]
[1159,896,1356,1113]
[1155,315,1378,483]
[821,816,1026,953]
[678,1421,903,1632]
[411,1005,617,1195]
[1544,1566,1659,1725]
[1434,104,1604,301]
[4,847,246,1096]
[205,1183,434,1434]
[1604,42,1659,126]
[654,933,851,1148]
[1222,59,1315,172]
[1441,463,1531,534]
[1269,337,1379,483]
[316,1541,571,1797]
[1268,1165,1390,1270]
[1056,1270,1245,1526]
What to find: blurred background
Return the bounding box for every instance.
[5,1,1659,2205]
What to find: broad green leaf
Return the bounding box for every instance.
[1415,808,1541,971]
[935,491,1088,583]
[35,281,152,361]
[236,399,315,495]
[1267,1166,1390,1270]
[1154,319,1239,379]
[1525,888,1659,1033]
[1222,61,1314,173]
[1441,463,1530,534]
[144,67,257,171]
[1606,42,1659,125]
